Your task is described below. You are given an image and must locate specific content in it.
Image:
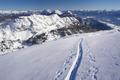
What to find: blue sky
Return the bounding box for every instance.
[0,0,120,10]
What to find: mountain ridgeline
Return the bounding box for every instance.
[0,10,112,52]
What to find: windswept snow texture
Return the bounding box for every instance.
[74,30,120,80]
[81,30,120,80]
[0,30,120,80]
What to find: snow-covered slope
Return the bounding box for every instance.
[0,35,80,80]
[0,29,120,80]
[78,30,120,80]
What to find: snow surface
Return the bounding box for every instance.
[0,29,120,80]
[0,35,80,80]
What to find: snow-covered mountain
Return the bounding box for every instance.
[0,10,113,53]
[0,13,80,52]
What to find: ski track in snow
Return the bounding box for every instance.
[67,38,99,80]
[0,37,99,80]
[64,38,83,80]
[54,38,99,80]
[54,42,77,80]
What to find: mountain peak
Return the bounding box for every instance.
[54,9,63,15]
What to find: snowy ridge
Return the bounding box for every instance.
[0,14,79,53]
[54,10,63,15]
